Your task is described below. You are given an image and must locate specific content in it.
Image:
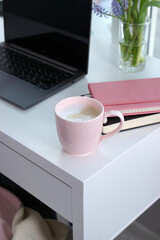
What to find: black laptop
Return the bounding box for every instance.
[0,0,92,109]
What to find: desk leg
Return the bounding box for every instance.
[72,188,84,240]
[72,186,102,240]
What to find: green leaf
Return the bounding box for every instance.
[140,1,160,13]
[133,0,140,8]
[127,0,132,23]
[140,0,149,10]
[132,0,139,23]
[139,1,160,23]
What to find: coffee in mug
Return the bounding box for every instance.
[59,104,100,122]
[55,96,124,155]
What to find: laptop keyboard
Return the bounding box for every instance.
[0,46,74,90]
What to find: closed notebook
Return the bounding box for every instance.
[88,78,160,115]
[102,113,160,134]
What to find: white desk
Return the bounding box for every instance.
[0,18,160,240]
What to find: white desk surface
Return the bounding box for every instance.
[0,35,160,182]
[0,17,160,240]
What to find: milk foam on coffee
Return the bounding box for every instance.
[59,104,100,122]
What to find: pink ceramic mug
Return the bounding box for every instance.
[55,96,124,155]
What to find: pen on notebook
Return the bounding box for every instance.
[81,93,92,97]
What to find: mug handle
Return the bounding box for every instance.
[99,110,124,143]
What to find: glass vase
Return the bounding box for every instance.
[119,18,151,72]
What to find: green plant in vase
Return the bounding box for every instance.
[93,0,160,72]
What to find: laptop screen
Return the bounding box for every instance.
[3,0,92,73]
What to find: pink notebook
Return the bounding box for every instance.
[88,78,160,115]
